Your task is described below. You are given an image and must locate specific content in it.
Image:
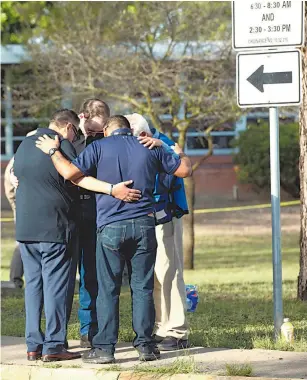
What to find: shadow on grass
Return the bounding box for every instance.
[2,283,306,352]
[115,346,231,364]
[196,253,298,270]
[192,232,299,270]
[0,265,11,270]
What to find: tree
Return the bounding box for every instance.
[1,1,52,44]
[298,5,307,301]
[234,122,300,198]
[13,2,238,269]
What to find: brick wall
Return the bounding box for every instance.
[0,156,267,211]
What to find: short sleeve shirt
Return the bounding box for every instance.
[72,128,180,227]
[14,128,78,243]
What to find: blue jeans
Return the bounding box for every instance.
[20,241,72,355]
[92,215,157,352]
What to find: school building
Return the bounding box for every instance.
[1,44,298,209]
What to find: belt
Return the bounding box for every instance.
[80,194,92,200]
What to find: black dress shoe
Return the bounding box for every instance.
[80,334,91,348]
[42,348,81,362]
[136,344,160,361]
[82,348,115,364]
[157,336,190,351]
[27,350,42,361]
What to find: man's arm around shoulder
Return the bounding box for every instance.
[172,144,192,178]
[35,134,142,202]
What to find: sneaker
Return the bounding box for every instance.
[82,348,115,364]
[157,336,190,351]
[136,344,160,361]
[80,334,92,348]
[152,334,164,343]
[151,343,161,358]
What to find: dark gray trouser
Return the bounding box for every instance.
[65,207,98,340]
[20,241,73,355]
[10,243,24,287]
[77,199,98,338]
[92,215,157,353]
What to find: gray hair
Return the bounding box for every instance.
[124,113,152,137]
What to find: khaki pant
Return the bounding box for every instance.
[154,217,188,339]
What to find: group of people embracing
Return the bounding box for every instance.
[10,98,192,364]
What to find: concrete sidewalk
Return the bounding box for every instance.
[1,336,307,379]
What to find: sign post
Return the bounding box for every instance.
[269,107,283,338]
[232,0,304,339]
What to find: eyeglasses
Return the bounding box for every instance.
[71,124,80,142]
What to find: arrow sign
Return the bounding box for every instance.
[237,50,301,107]
[247,65,292,93]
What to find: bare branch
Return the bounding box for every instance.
[192,126,214,172]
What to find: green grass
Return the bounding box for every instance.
[43,363,63,369]
[1,217,307,351]
[132,357,199,375]
[225,363,253,377]
[99,364,122,372]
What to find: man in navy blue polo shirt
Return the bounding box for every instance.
[35,115,192,364]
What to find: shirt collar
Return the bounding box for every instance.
[37,128,58,135]
[151,128,159,139]
[111,128,133,136]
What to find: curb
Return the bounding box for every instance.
[1,365,119,380]
[0,365,299,380]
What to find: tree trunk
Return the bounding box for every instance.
[183,174,195,269]
[298,8,307,301]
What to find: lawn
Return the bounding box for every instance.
[1,212,306,351]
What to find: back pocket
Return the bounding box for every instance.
[102,225,126,251]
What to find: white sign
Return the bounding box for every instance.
[237,50,301,107]
[232,1,304,50]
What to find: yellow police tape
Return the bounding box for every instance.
[194,200,300,214]
[0,200,300,222]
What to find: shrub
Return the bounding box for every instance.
[233,122,299,198]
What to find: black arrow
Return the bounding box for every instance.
[247,65,292,93]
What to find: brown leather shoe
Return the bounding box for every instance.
[27,351,42,361]
[42,348,81,362]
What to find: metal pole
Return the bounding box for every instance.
[4,67,14,159]
[61,84,73,109]
[269,106,283,340]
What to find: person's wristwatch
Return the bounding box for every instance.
[109,184,114,196]
[48,148,59,157]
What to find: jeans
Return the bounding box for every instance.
[20,241,72,355]
[92,215,157,352]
